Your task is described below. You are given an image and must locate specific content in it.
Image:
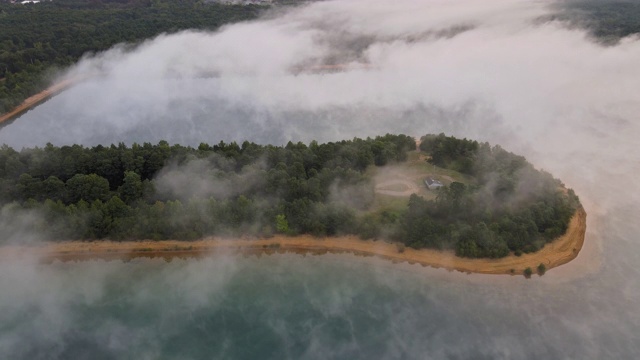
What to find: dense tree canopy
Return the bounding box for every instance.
[0,134,415,240]
[552,1,640,44]
[406,133,580,257]
[0,133,580,259]
[0,0,267,114]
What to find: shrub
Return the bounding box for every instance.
[396,243,406,253]
[537,263,546,276]
[523,267,533,279]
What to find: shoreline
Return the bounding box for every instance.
[0,65,364,127]
[0,207,587,275]
[0,78,77,126]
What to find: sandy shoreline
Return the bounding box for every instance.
[0,79,77,126]
[0,208,587,275]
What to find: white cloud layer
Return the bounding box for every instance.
[4,0,638,204]
[1,1,640,357]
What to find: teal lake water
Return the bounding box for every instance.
[1,231,639,360]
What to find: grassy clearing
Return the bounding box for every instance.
[405,151,474,185]
[377,183,410,192]
[371,194,409,212]
[367,149,472,215]
[371,150,470,198]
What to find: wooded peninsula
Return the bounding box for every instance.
[0,133,582,263]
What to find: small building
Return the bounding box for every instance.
[424,177,444,190]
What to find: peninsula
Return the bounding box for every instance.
[0,134,584,275]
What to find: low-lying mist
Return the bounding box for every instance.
[1,0,640,358]
[2,253,634,360]
[0,0,636,217]
[0,1,637,185]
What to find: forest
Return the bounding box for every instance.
[0,133,580,259]
[0,0,268,114]
[553,0,640,44]
[405,134,581,257]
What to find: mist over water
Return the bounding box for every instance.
[1,253,637,360]
[1,0,640,358]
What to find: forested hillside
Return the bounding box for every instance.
[0,0,266,113]
[0,134,580,259]
[553,1,640,44]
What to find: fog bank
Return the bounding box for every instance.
[1,0,640,358]
[1,0,638,216]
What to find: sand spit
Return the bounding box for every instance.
[0,208,586,275]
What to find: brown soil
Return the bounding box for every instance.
[375,178,420,196]
[0,208,587,276]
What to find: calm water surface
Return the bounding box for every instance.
[0,221,638,360]
[2,1,640,357]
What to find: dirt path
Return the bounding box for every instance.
[375,178,421,196]
[0,208,587,276]
[0,78,77,125]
